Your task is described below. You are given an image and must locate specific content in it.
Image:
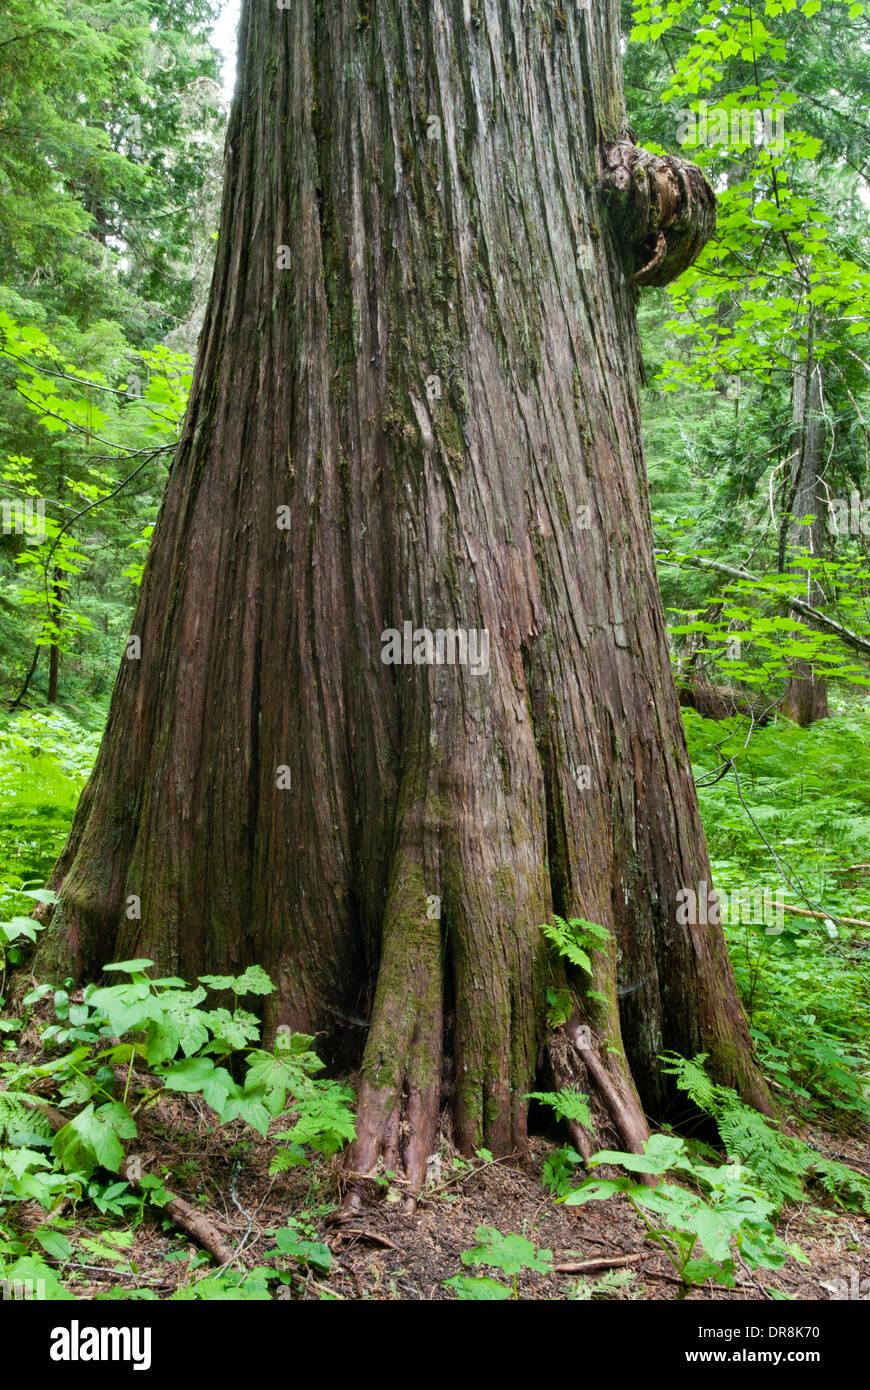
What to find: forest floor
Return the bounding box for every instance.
[3,707,870,1301]
[37,1085,870,1302]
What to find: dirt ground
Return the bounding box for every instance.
[39,1090,870,1302]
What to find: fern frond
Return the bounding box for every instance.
[526,1089,592,1128]
[665,1051,870,1214]
[0,1090,52,1143]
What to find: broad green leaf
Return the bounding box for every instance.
[589,1134,690,1175]
[230,965,276,996]
[274,1229,332,1272]
[461,1227,553,1276]
[158,1057,239,1111]
[217,1089,272,1137]
[35,1230,73,1262]
[444,1273,512,1300]
[53,1104,124,1176]
[204,1006,261,1052]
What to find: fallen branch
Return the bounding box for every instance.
[332,1228,398,1251]
[656,551,870,660]
[781,903,870,930]
[121,1155,236,1266]
[553,1254,643,1274]
[71,1279,176,1298]
[829,1154,870,1175]
[642,1267,747,1294]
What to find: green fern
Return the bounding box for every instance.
[270,1078,356,1170]
[812,1157,870,1214]
[526,1089,592,1128]
[663,1052,870,1215]
[716,1100,807,1206]
[569,1267,643,1300]
[662,1052,718,1114]
[539,916,609,976]
[0,1091,52,1143]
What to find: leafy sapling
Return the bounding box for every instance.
[445,1226,553,1300]
[562,1133,805,1298]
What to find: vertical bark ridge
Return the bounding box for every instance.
[34,0,770,1177]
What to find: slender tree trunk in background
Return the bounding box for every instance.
[9,644,39,712]
[47,567,62,705]
[781,331,829,727]
[36,0,769,1190]
[47,644,59,705]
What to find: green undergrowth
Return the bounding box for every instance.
[0,958,355,1300]
[685,708,870,1123]
[0,706,101,897]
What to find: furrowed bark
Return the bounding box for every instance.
[34,0,770,1187]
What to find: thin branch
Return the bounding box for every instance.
[657,551,870,658]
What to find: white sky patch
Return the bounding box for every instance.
[212,0,240,103]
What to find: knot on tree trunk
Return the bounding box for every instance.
[603,140,716,288]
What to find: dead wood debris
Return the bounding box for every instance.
[121,1154,237,1266]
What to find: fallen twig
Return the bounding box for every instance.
[780,903,870,929]
[121,1155,236,1265]
[424,1151,522,1196]
[642,1266,750,1294]
[553,1254,643,1274]
[332,1228,398,1251]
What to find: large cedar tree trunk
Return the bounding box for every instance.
[36,0,769,1192]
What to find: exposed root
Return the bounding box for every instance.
[547,1014,650,1173]
[345,1078,440,1215]
[564,1018,650,1156]
[342,743,549,1210]
[341,796,444,1215]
